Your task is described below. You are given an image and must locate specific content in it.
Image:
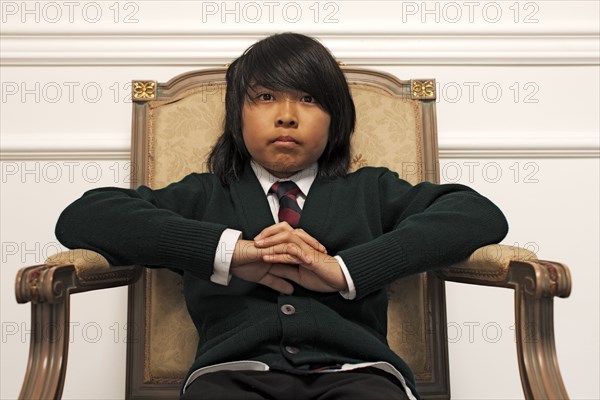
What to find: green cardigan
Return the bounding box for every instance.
[56,164,508,397]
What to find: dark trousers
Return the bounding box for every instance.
[180,368,412,400]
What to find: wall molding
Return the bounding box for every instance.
[439,137,600,158]
[2,34,599,66]
[2,135,598,160]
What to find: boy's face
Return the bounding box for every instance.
[242,86,331,179]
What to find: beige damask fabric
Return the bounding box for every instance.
[348,83,423,186]
[144,82,430,380]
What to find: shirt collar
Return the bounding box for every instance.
[250,160,317,197]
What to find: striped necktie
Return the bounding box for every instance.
[270,181,302,228]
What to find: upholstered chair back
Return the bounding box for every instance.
[127,68,446,398]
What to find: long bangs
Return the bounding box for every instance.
[235,34,339,112]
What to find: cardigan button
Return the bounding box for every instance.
[285,345,300,355]
[280,304,296,315]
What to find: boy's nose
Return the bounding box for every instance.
[275,101,298,128]
[276,116,297,128]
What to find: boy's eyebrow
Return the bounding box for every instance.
[248,85,266,91]
[246,85,272,95]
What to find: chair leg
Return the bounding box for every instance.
[19,298,70,400]
[510,260,571,400]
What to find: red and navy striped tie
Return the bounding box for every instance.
[270,181,302,228]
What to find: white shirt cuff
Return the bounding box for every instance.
[211,229,242,285]
[335,255,356,300]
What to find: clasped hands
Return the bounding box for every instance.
[230,222,348,295]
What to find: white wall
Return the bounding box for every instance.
[1,1,598,399]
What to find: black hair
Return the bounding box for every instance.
[207,32,356,185]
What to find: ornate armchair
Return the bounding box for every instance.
[15,67,571,399]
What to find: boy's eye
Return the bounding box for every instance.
[300,94,317,103]
[257,93,274,101]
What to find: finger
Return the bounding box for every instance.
[263,253,304,265]
[259,273,294,295]
[255,228,326,254]
[254,230,298,248]
[254,222,293,241]
[293,229,327,253]
[269,264,301,283]
[254,228,296,247]
[262,242,317,265]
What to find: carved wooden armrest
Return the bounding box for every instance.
[15,249,142,400]
[436,244,572,400]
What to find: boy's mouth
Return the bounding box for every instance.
[273,136,299,144]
